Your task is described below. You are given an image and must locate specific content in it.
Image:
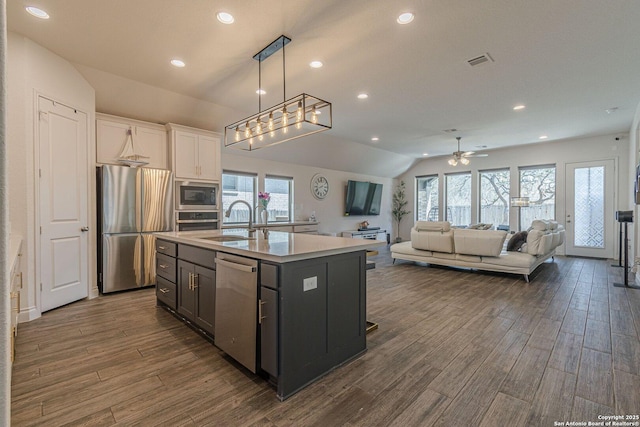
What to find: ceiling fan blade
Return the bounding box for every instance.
[465,153,489,158]
[462,151,475,156]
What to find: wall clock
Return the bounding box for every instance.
[311,174,329,200]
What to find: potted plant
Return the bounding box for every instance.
[392,180,410,243]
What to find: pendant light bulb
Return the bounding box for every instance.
[311,110,318,124]
[256,118,263,135]
[282,107,289,134]
[234,126,240,142]
[268,112,274,131]
[296,101,303,122]
[244,121,251,138]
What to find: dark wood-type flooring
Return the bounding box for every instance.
[11,250,640,426]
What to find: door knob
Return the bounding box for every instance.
[81,226,89,232]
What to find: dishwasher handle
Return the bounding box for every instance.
[215,257,257,273]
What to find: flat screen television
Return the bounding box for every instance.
[345,180,383,216]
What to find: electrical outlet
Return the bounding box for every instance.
[303,276,317,292]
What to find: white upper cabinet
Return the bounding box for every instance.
[96,113,168,169]
[167,124,221,182]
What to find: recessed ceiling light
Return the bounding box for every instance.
[256,89,266,95]
[310,61,323,69]
[397,12,414,24]
[423,153,429,156]
[170,59,186,68]
[513,105,526,111]
[605,107,619,114]
[357,93,369,99]
[216,11,234,24]
[371,137,379,141]
[26,6,49,19]
[539,135,548,139]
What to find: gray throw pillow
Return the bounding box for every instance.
[507,231,528,252]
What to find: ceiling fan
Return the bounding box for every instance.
[448,137,488,166]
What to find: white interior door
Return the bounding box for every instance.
[565,160,615,258]
[38,96,89,312]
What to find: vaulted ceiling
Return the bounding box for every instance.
[8,0,640,173]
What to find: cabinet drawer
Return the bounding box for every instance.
[293,224,318,233]
[261,263,279,289]
[157,253,176,283]
[156,276,177,309]
[156,239,177,257]
[179,244,216,269]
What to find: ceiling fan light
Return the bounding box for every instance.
[460,157,470,165]
[448,158,458,166]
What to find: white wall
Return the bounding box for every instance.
[222,153,394,237]
[398,133,630,256]
[7,32,96,321]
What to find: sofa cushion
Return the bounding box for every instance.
[481,251,536,268]
[411,228,455,253]
[453,229,507,257]
[507,231,528,252]
[391,242,432,257]
[414,221,451,232]
[530,219,550,231]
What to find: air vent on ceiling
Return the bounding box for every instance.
[467,53,494,67]
[442,128,458,133]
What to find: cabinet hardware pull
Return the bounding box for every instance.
[258,299,266,324]
[19,272,23,288]
[192,274,199,289]
[158,246,166,250]
[159,288,170,294]
[188,273,193,290]
[159,264,168,269]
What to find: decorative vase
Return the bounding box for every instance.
[261,209,268,224]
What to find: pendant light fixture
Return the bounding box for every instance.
[224,35,332,151]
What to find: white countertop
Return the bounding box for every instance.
[155,229,385,263]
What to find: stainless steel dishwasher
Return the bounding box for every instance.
[214,252,259,373]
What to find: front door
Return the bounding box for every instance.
[38,96,89,312]
[565,160,615,258]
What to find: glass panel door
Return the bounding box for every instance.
[565,160,614,258]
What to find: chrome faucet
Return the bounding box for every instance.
[225,200,256,236]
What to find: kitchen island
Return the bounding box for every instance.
[153,229,385,400]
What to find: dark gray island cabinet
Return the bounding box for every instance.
[154,234,370,401]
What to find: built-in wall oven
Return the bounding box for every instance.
[176,181,218,211]
[175,211,219,231]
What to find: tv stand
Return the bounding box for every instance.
[342,229,387,241]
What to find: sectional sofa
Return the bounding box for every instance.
[390,220,565,282]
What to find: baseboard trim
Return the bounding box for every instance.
[18,306,41,323]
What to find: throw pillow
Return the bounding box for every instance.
[507,231,528,252]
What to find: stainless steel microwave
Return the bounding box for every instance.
[175,181,218,210]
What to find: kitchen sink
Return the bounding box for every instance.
[199,235,254,242]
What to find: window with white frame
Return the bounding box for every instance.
[445,172,471,226]
[519,165,556,230]
[416,175,439,221]
[479,168,510,228]
[222,171,257,224]
[264,175,293,222]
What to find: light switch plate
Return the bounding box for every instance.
[303,276,317,292]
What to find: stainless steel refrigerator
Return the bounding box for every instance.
[97,165,173,293]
